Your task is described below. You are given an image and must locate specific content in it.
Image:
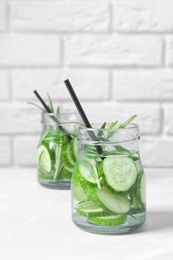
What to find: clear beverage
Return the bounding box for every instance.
[37,111,81,189]
[71,124,146,234]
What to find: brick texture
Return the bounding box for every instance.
[140,138,173,167]
[65,35,162,66]
[81,103,161,135]
[12,69,109,101]
[164,105,173,135]
[113,1,173,32]
[0,35,60,66]
[14,136,39,166]
[0,137,11,166]
[113,69,173,101]
[0,71,9,100]
[166,37,173,66]
[0,105,40,134]
[0,2,7,32]
[11,2,109,32]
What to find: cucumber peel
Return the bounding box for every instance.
[88,214,126,226]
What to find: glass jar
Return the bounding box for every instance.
[37,111,81,189]
[72,123,146,234]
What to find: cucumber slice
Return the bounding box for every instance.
[88,214,126,226]
[73,138,78,159]
[132,173,146,209]
[72,166,86,201]
[72,183,86,201]
[141,175,146,204]
[97,189,131,214]
[37,144,52,173]
[62,144,73,167]
[75,200,103,214]
[66,145,75,166]
[64,165,73,173]
[70,139,76,162]
[103,156,137,191]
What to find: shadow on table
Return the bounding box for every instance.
[129,211,173,235]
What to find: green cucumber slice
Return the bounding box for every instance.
[64,165,73,173]
[62,145,72,167]
[141,175,146,204]
[75,200,103,214]
[37,144,52,173]
[97,189,131,214]
[66,145,75,166]
[73,138,78,159]
[72,183,86,201]
[88,214,126,226]
[103,156,137,191]
[132,173,146,209]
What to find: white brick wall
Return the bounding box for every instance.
[0,0,172,169]
[11,2,109,32]
[0,2,7,32]
[0,35,60,66]
[65,35,163,66]
[12,69,109,101]
[113,1,173,32]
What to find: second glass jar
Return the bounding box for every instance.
[37,111,81,189]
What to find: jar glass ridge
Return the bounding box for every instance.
[72,123,146,234]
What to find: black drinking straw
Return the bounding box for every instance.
[33,90,72,141]
[64,79,104,155]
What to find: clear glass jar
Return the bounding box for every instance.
[37,111,81,189]
[72,123,146,234]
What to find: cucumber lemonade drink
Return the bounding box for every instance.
[37,111,81,189]
[72,121,146,234]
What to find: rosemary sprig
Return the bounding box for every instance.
[118,114,137,129]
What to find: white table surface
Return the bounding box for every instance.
[0,168,173,260]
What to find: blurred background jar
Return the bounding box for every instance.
[37,110,81,189]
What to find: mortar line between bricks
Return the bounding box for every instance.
[108,70,113,101]
[0,66,61,70]
[114,31,173,35]
[112,100,173,103]
[14,98,112,102]
[0,100,168,106]
[60,38,64,68]
[10,136,14,167]
[160,105,164,136]
[7,30,173,36]
[9,30,115,35]
[62,65,164,69]
[6,1,10,33]
[8,71,13,101]
[0,66,165,70]
[109,3,113,33]
[161,38,166,67]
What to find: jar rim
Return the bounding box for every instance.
[78,123,139,132]
[41,110,78,116]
